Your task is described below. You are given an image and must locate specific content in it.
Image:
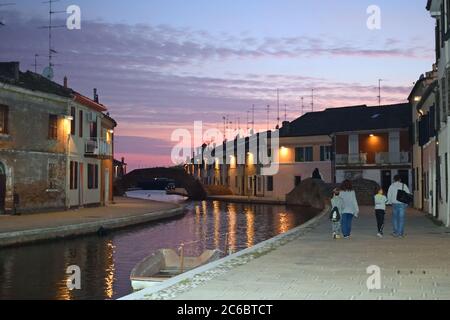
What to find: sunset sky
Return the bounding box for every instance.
[0,0,434,170]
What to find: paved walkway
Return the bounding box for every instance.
[0,197,184,247]
[173,206,450,300]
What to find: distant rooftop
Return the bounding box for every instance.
[280,103,412,137]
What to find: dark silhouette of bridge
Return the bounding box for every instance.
[121,167,207,200]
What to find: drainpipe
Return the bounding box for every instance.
[65,100,72,210]
[329,133,337,184]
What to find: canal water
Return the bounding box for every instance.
[0,191,319,300]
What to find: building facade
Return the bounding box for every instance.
[427,0,450,226]
[0,62,116,214]
[188,103,412,202]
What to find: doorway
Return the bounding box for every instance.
[104,168,110,206]
[398,170,410,189]
[381,170,392,194]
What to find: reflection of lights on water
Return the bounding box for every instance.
[277,213,293,234]
[227,204,237,253]
[195,205,201,224]
[104,241,116,299]
[246,207,255,248]
[213,201,221,248]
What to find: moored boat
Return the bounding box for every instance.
[130,249,221,290]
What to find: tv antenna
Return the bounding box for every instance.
[40,0,66,79]
[251,104,255,132]
[311,89,315,112]
[276,89,280,129]
[284,104,287,122]
[377,79,383,106]
[301,97,304,115]
[31,54,42,73]
[266,105,270,131]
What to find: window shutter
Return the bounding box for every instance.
[442,77,447,123]
[446,69,450,121]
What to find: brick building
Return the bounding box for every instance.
[0,62,116,214]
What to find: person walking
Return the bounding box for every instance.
[387,175,411,238]
[374,187,388,238]
[330,188,344,240]
[340,180,359,239]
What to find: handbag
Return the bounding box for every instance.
[397,184,413,205]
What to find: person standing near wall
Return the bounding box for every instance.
[340,180,359,239]
[387,175,411,238]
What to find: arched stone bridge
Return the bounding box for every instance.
[121,167,207,201]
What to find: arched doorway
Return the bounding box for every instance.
[0,162,6,214]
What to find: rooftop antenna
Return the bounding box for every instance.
[284,104,287,122]
[266,105,270,131]
[246,110,250,133]
[311,89,315,112]
[377,79,383,107]
[222,116,226,138]
[40,0,65,79]
[276,89,280,129]
[301,97,304,115]
[31,54,41,73]
[251,104,255,132]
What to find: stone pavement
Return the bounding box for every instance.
[0,197,184,247]
[174,206,450,300]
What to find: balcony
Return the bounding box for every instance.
[375,152,410,165]
[336,153,368,165]
[336,152,410,166]
[85,138,112,158]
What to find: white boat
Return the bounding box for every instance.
[130,249,222,291]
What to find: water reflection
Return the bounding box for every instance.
[0,191,319,300]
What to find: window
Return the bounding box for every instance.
[447,0,450,31]
[0,105,8,134]
[70,107,76,135]
[436,21,441,60]
[79,110,83,138]
[70,161,78,190]
[295,176,302,187]
[257,177,262,192]
[320,146,332,161]
[295,147,313,162]
[48,114,58,140]
[48,161,58,189]
[267,176,274,192]
[90,118,98,140]
[87,163,99,189]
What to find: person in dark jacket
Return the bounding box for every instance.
[312,168,322,180]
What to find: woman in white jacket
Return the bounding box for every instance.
[339,180,359,239]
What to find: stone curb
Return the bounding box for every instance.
[0,205,186,248]
[119,206,329,300]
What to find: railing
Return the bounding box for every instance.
[85,138,112,157]
[375,152,410,165]
[336,153,367,165]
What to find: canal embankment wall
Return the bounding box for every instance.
[119,205,329,300]
[0,197,185,248]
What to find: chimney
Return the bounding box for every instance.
[93,88,99,103]
[63,76,68,88]
[0,62,20,81]
[281,121,290,135]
